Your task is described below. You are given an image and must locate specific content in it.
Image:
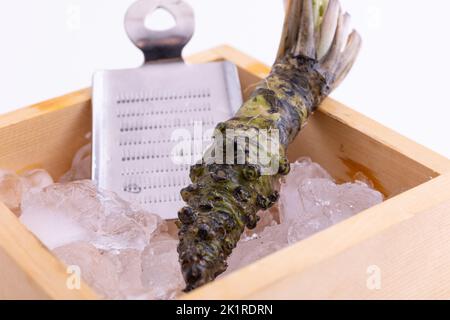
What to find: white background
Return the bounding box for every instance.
[0,0,449,157]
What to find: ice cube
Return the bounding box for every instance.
[141,239,184,300]
[54,241,121,299]
[225,223,288,275]
[287,215,332,244]
[59,144,92,182]
[296,178,383,224]
[20,180,166,251]
[281,174,383,245]
[20,202,91,250]
[22,169,54,193]
[105,248,148,299]
[284,157,333,185]
[0,169,54,216]
[279,158,333,223]
[327,181,384,224]
[242,206,279,240]
[20,180,172,299]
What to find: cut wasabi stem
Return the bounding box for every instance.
[332,30,362,89]
[313,0,329,43]
[277,0,303,60]
[177,0,361,292]
[317,0,341,60]
[295,0,316,58]
[320,12,351,74]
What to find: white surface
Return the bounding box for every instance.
[0,0,449,157]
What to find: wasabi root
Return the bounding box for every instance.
[177,0,361,291]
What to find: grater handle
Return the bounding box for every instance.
[125,0,195,63]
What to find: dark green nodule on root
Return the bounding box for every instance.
[177,0,361,292]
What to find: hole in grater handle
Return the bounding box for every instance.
[125,0,195,63]
[145,8,177,31]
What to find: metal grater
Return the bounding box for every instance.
[92,0,242,220]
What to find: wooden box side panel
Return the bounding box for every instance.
[290,108,437,198]
[0,89,92,180]
[0,90,97,299]
[250,194,450,300]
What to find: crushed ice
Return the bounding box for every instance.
[20,180,183,300]
[224,158,383,274]
[0,147,383,299]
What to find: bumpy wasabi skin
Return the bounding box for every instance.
[177,0,362,291]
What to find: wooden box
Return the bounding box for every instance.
[1,46,450,300]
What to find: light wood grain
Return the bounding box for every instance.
[0,89,92,179]
[0,45,450,300]
[249,196,450,300]
[318,99,450,176]
[290,108,439,198]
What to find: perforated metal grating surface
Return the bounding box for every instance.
[93,61,242,219]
